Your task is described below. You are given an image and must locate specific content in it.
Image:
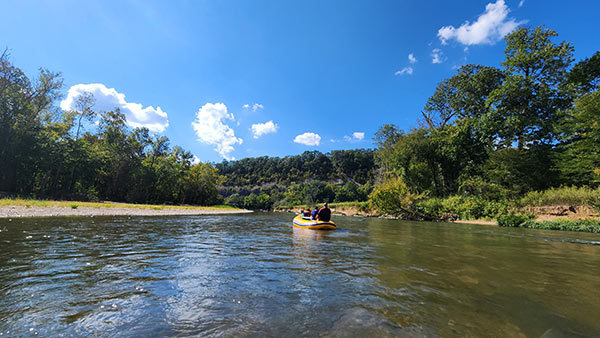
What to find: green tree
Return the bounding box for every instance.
[225,193,245,208]
[567,51,600,94]
[422,64,503,132]
[369,176,420,216]
[0,51,63,194]
[183,162,220,205]
[486,27,574,149]
[554,91,600,186]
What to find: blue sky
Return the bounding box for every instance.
[1,0,597,162]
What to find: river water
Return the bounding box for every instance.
[1,213,599,337]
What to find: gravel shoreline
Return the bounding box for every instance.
[0,206,252,218]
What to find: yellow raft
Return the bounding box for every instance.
[292,215,336,230]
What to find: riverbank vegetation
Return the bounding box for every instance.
[498,213,600,233]
[364,26,600,228]
[1,50,221,206]
[2,25,599,232]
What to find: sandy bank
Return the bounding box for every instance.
[0,205,252,218]
[452,219,497,226]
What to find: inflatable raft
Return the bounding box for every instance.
[292,215,336,230]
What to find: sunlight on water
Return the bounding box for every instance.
[0,213,599,337]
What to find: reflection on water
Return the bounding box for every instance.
[1,213,599,337]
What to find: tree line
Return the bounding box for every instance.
[2,25,597,215]
[0,50,377,209]
[0,51,220,205]
[216,149,376,209]
[370,26,599,217]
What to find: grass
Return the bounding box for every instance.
[0,198,240,211]
[521,219,600,233]
[519,186,600,208]
[499,216,600,233]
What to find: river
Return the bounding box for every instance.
[1,213,599,337]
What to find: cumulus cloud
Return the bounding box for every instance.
[352,132,365,140]
[408,53,417,64]
[437,0,523,46]
[192,102,243,160]
[395,67,413,76]
[60,83,169,132]
[191,155,201,165]
[251,120,278,139]
[294,132,321,146]
[431,49,445,64]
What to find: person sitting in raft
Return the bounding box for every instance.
[316,202,331,222]
[302,209,312,219]
[311,206,319,220]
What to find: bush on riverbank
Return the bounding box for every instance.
[414,196,508,221]
[499,214,600,233]
[497,213,534,227]
[518,186,600,209]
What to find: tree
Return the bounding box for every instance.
[422,64,503,132]
[183,162,220,205]
[486,27,574,149]
[568,51,600,94]
[71,91,95,140]
[0,51,63,193]
[554,91,600,186]
[369,176,420,217]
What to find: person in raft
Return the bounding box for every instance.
[302,209,312,218]
[316,202,331,222]
[311,206,319,220]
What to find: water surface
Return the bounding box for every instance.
[1,213,599,337]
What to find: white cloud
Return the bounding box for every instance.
[192,102,243,160]
[437,0,523,46]
[191,155,201,165]
[294,132,321,146]
[395,67,414,76]
[251,120,278,139]
[431,49,445,64]
[60,83,169,132]
[518,0,524,7]
[408,53,417,64]
[352,132,365,140]
[343,132,365,142]
[243,103,264,112]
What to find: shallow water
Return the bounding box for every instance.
[1,213,599,337]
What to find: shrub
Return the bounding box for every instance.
[519,186,600,209]
[519,219,600,233]
[497,213,532,227]
[224,193,244,208]
[458,176,509,201]
[415,196,507,221]
[369,176,420,216]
